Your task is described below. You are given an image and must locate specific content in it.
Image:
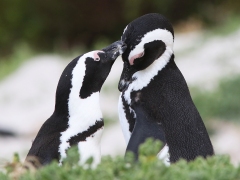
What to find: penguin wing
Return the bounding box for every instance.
[126,103,166,158]
[118,93,132,143]
[27,133,60,165]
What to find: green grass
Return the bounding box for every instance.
[1,139,239,180]
[192,75,240,121]
[208,14,240,36]
[102,115,118,126]
[102,81,119,94]
[0,43,35,81]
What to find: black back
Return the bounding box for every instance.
[119,13,214,162]
[26,57,79,165]
[126,101,166,159]
[129,55,214,162]
[26,54,112,165]
[26,41,126,165]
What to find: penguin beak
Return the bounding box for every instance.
[118,62,131,91]
[102,41,127,61]
[118,61,137,92]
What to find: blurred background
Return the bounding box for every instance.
[0,0,240,166]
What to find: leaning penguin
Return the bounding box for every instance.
[25,41,126,167]
[118,13,214,164]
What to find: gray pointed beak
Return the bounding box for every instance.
[116,41,127,56]
[102,41,127,60]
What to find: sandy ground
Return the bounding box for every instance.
[0,28,240,165]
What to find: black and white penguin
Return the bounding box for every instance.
[26,41,126,167]
[118,13,214,164]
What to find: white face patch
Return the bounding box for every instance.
[58,52,103,163]
[121,25,128,40]
[128,28,174,65]
[123,46,173,105]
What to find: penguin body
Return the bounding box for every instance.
[118,13,214,163]
[26,41,126,166]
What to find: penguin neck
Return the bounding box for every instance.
[68,91,101,118]
[54,56,101,118]
[68,56,102,118]
[131,47,173,91]
[56,57,103,165]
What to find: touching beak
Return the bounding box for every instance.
[102,41,127,61]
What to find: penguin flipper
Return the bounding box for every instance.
[126,104,166,159]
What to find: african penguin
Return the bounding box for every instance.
[118,13,214,164]
[25,41,126,167]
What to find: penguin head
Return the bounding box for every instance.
[119,13,174,91]
[80,40,127,98]
[55,41,126,113]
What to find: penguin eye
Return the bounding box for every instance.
[129,51,144,65]
[93,51,101,61]
[110,47,118,52]
[139,52,144,58]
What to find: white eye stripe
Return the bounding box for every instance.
[123,25,128,34]
[121,25,128,40]
[124,46,173,103]
[128,29,174,62]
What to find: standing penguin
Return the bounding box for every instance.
[118,13,214,164]
[26,41,126,167]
